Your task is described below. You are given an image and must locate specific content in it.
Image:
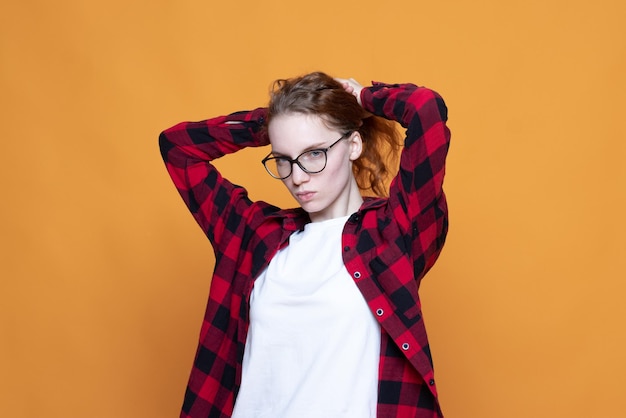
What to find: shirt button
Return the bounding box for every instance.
[376,308,384,316]
[401,343,410,351]
[353,271,361,279]
[429,379,435,386]
[343,246,350,252]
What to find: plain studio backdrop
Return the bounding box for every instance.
[1,1,625,417]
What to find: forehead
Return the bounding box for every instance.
[268,113,336,155]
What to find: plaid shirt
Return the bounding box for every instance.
[159,82,450,418]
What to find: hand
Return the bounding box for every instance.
[335,78,364,106]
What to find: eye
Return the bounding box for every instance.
[274,157,291,166]
[304,150,325,160]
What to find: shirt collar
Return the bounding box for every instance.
[271,197,386,231]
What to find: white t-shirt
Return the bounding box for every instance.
[232,215,381,418]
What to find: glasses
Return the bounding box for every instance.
[261,132,351,180]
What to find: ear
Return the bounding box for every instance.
[348,132,363,161]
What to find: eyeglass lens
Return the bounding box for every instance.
[264,150,327,179]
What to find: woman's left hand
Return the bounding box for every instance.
[335,78,364,106]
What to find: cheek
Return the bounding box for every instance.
[326,157,353,180]
[281,178,293,189]
[317,163,352,194]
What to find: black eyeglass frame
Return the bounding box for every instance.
[261,132,352,180]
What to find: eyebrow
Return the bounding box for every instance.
[271,141,328,158]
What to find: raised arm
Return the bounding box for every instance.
[362,82,450,278]
[158,107,269,245]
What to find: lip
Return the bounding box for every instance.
[295,191,316,202]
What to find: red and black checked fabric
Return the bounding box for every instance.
[159,82,451,418]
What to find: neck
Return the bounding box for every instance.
[309,178,364,223]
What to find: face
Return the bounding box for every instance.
[267,113,363,222]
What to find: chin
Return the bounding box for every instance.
[299,203,325,219]
[299,202,320,214]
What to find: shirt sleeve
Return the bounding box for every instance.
[158,107,270,248]
[360,83,450,278]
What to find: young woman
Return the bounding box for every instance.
[159,72,451,418]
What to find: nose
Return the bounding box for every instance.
[290,162,310,185]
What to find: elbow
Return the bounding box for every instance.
[158,131,174,162]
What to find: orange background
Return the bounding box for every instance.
[1,0,625,417]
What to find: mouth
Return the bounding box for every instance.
[295,191,316,202]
